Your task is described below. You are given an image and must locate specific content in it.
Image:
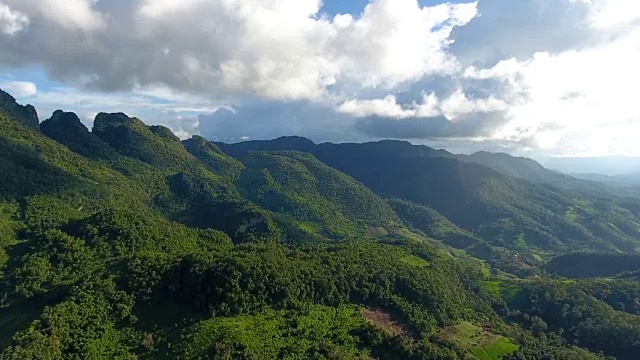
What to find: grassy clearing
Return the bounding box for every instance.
[400,229,475,258]
[481,281,502,299]
[440,322,518,360]
[477,260,492,278]
[480,281,521,302]
[298,221,324,235]
[564,207,579,223]
[470,337,520,360]
[401,255,430,267]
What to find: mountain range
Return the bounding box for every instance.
[538,156,640,177]
[2,87,640,359]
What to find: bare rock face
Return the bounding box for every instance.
[0,88,40,130]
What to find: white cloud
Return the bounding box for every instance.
[338,93,439,119]
[1,0,639,157]
[338,90,505,120]
[0,3,28,35]
[440,89,507,120]
[588,0,640,30]
[173,129,192,140]
[0,80,37,97]
[466,25,640,156]
[3,0,104,31]
[0,0,477,101]
[330,1,478,88]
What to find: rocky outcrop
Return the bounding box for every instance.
[41,110,116,160]
[0,88,39,130]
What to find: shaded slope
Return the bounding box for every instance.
[0,89,39,130]
[182,135,245,180]
[236,151,401,238]
[85,112,282,243]
[459,151,618,198]
[93,113,198,170]
[41,110,118,160]
[461,151,557,183]
[220,138,640,260]
[388,199,485,250]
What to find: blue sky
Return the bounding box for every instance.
[320,0,469,16]
[320,0,370,16]
[1,0,639,156]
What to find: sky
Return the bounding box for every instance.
[1,0,639,157]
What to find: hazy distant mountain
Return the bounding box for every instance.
[537,156,640,176]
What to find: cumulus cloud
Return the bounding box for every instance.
[588,0,640,30]
[339,90,506,120]
[1,0,639,157]
[0,80,36,97]
[329,1,477,88]
[0,0,478,101]
[152,111,201,140]
[3,0,103,32]
[440,89,508,120]
[0,2,28,35]
[338,93,440,119]
[461,23,640,155]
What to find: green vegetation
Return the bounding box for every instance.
[1,89,640,359]
[471,338,519,360]
[235,151,400,239]
[401,255,430,267]
[481,282,522,303]
[546,252,640,278]
[440,322,518,360]
[178,305,369,359]
[221,137,640,277]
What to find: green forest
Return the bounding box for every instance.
[2,88,640,359]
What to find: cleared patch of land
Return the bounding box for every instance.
[439,322,519,360]
[401,255,430,267]
[480,281,521,302]
[362,308,412,337]
[366,226,388,237]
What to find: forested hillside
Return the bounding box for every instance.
[2,88,640,359]
[220,137,640,275]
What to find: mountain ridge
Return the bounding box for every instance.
[2,88,640,359]
[219,136,640,275]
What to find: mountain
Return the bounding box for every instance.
[538,155,640,176]
[573,172,640,187]
[220,137,640,274]
[0,89,39,130]
[461,151,552,180]
[40,110,119,160]
[235,150,401,240]
[458,151,606,192]
[182,135,245,180]
[2,88,640,359]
